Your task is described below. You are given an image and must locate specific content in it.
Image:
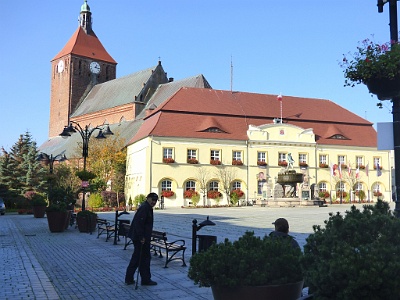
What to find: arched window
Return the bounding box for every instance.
[162,180,172,191]
[318,182,327,192]
[185,180,196,191]
[232,181,241,190]
[209,181,219,191]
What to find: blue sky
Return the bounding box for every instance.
[0,0,395,151]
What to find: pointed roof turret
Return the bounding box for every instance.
[80,0,92,34]
[52,0,116,64]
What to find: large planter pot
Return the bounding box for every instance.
[211,280,304,300]
[365,77,400,100]
[77,215,97,233]
[32,206,46,218]
[46,211,69,233]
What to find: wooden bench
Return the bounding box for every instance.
[122,225,186,268]
[96,218,115,242]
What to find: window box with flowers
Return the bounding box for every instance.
[161,190,175,198]
[210,159,221,165]
[341,38,400,100]
[232,159,243,166]
[373,191,382,197]
[373,165,383,170]
[230,189,244,198]
[319,191,330,199]
[336,191,348,198]
[163,157,175,164]
[319,163,329,168]
[299,162,308,168]
[184,189,198,199]
[278,161,287,167]
[257,161,267,167]
[358,165,365,169]
[187,158,198,164]
[340,164,347,169]
[207,190,222,199]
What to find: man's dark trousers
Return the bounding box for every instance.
[125,240,151,283]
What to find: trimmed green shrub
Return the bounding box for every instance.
[302,200,400,299]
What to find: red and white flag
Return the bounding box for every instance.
[356,167,360,179]
[277,94,282,101]
[348,162,352,175]
[338,164,342,179]
[330,163,337,177]
[366,163,369,177]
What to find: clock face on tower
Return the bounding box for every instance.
[90,61,101,74]
[57,60,64,73]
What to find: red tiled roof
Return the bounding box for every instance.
[129,88,376,147]
[52,27,116,63]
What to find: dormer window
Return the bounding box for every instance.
[330,134,348,140]
[203,127,225,133]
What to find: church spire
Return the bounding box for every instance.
[79,0,92,34]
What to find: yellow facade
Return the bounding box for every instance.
[125,122,391,207]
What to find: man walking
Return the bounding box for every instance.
[125,193,159,286]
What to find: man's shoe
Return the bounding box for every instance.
[141,280,157,286]
[125,280,135,285]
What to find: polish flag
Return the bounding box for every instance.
[277,94,282,101]
[338,164,342,179]
[348,162,352,175]
[356,167,360,179]
[366,163,369,177]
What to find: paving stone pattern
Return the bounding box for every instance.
[0,203,382,300]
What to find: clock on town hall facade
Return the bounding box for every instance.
[48,0,117,138]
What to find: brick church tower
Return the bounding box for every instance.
[49,0,117,138]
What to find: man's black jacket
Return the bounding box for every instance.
[128,201,154,243]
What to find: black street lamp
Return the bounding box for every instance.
[37,152,67,174]
[60,121,113,210]
[377,0,400,216]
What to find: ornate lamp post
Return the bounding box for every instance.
[377,0,400,216]
[37,152,67,174]
[60,121,113,211]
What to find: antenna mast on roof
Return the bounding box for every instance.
[230,55,233,93]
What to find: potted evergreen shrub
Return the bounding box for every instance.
[45,201,69,232]
[302,200,400,299]
[76,210,98,233]
[189,231,304,300]
[28,192,48,218]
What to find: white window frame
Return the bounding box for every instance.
[185,180,196,191]
[319,155,327,165]
[161,180,172,191]
[209,181,219,191]
[163,148,173,159]
[232,151,242,161]
[187,149,197,160]
[211,150,220,161]
[257,151,266,162]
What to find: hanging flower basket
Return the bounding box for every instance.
[75,170,96,181]
[341,38,400,100]
[365,76,400,100]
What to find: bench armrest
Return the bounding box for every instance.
[166,239,186,247]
